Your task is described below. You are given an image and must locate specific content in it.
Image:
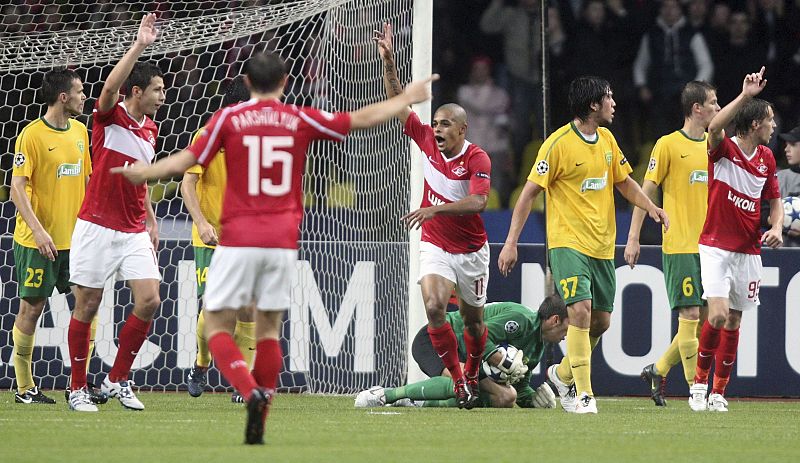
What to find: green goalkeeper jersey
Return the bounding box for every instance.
[446,302,544,370]
[446,301,546,408]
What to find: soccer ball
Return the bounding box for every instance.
[480,343,520,385]
[783,197,800,233]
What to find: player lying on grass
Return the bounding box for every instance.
[355,296,568,408]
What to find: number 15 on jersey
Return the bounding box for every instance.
[244,135,294,196]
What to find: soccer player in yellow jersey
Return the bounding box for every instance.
[10,69,92,404]
[624,81,720,406]
[182,77,256,402]
[498,76,668,414]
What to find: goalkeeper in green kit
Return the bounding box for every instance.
[355,296,569,408]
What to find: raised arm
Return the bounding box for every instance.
[708,67,767,149]
[349,74,437,129]
[373,22,412,124]
[624,179,659,268]
[97,13,158,113]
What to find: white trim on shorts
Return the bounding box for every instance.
[69,219,161,288]
[203,246,298,312]
[417,241,489,307]
[698,244,762,311]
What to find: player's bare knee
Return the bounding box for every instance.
[491,387,516,408]
[567,300,592,327]
[589,312,611,337]
[17,298,46,325]
[425,306,447,327]
[724,311,742,330]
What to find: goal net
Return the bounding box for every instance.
[0,0,418,394]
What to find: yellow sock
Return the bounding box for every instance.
[557,335,599,384]
[196,310,212,368]
[566,325,592,396]
[234,320,256,368]
[677,318,700,386]
[12,325,35,392]
[87,316,98,376]
[556,355,572,384]
[655,335,681,376]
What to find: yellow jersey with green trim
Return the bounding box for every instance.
[528,122,632,259]
[187,129,226,249]
[12,117,92,250]
[645,130,708,254]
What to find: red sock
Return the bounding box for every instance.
[252,339,282,391]
[68,317,92,390]
[463,325,487,380]
[694,321,721,385]
[712,328,740,395]
[427,322,463,381]
[208,332,258,400]
[108,314,151,382]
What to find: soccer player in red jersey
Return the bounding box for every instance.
[113,52,437,444]
[375,23,495,409]
[66,13,164,412]
[689,67,783,412]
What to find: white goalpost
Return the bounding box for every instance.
[0,0,429,394]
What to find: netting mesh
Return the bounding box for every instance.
[0,0,415,394]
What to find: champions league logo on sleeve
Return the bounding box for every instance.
[648,158,656,171]
[13,152,25,167]
[535,160,549,175]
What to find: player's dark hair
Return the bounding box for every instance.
[568,76,611,121]
[124,61,163,98]
[538,295,567,321]
[435,103,468,125]
[733,98,773,137]
[681,81,716,118]
[244,52,287,93]
[41,68,81,106]
[222,75,251,107]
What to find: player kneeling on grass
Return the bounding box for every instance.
[355,296,568,409]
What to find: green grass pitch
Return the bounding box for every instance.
[1,392,798,463]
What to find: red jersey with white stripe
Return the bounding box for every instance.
[78,100,157,232]
[699,136,780,254]
[188,98,351,248]
[403,112,490,254]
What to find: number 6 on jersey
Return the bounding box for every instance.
[244,135,293,196]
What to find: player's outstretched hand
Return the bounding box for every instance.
[742,66,767,98]
[110,162,150,185]
[623,239,640,268]
[403,74,439,105]
[401,206,436,230]
[32,228,58,262]
[762,228,783,249]
[497,243,518,277]
[372,22,394,60]
[137,13,158,47]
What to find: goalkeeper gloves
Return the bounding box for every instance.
[496,348,528,385]
[531,383,557,408]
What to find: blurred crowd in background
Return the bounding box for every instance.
[433,0,800,209]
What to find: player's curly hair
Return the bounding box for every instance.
[41,68,81,106]
[538,294,567,322]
